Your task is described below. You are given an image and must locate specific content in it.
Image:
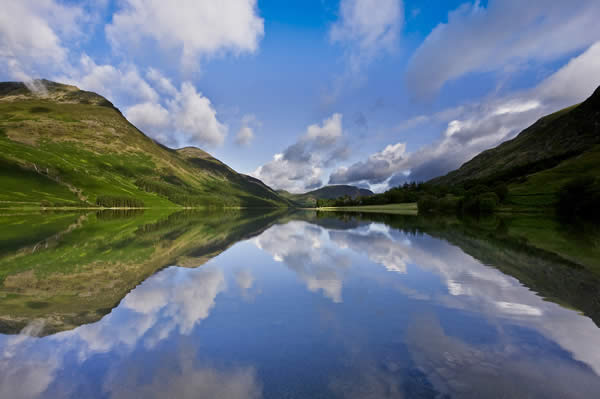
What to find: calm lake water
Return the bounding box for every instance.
[1,210,600,398]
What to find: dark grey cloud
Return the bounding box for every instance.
[330,159,392,185]
[328,142,406,185]
[305,179,324,190]
[282,141,311,163]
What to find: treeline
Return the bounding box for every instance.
[557,177,600,222]
[96,196,145,208]
[417,183,508,215]
[316,181,509,216]
[316,182,424,207]
[40,200,85,208]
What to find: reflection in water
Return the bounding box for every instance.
[0,266,258,399]
[256,221,351,303]
[0,209,285,334]
[77,267,225,352]
[1,210,600,398]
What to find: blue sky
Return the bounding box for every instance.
[2,0,600,192]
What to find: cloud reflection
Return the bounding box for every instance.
[256,221,350,303]
[0,266,230,398]
[322,221,600,376]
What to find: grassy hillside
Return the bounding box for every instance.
[432,87,600,187]
[0,80,289,209]
[278,184,373,207]
[430,86,600,212]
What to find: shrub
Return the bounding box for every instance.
[96,196,145,208]
[417,195,439,214]
[493,183,509,202]
[438,195,461,213]
[557,177,600,222]
[479,192,500,214]
[461,191,499,215]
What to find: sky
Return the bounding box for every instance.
[1,0,600,193]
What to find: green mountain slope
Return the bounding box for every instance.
[0,80,289,209]
[431,86,600,209]
[278,185,373,207]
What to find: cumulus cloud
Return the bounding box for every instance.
[329,142,406,185]
[332,41,600,187]
[235,126,255,147]
[169,82,228,147]
[406,0,600,98]
[72,55,159,104]
[0,0,86,82]
[235,114,260,146]
[252,113,348,192]
[106,0,264,70]
[125,102,171,141]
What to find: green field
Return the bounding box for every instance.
[318,203,418,215]
[507,144,600,208]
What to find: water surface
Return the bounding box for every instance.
[1,210,600,398]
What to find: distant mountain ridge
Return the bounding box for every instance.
[0,80,290,208]
[279,185,373,207]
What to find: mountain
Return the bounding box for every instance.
[0,80,289,208]
[431,86,600,208]
[278,185,374,207]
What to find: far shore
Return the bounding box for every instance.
[315,203,418,215]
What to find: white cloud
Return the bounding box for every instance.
[536,42,600,104]
[255,221,350,303]
[106,0,264,69]
[331,0,402,49]
[326,0,403,103]
[74,55,159,104]
[120,81,227,148]
[330,0,403,74]
[169,82,228,147]
[146,67,178,96]
[406,0,600,97]
[235,126,255,146]
[252,114,347,192]
[305,113,343,147]
[125,102,171,141]
[235,114,260,146]
[0,0,85,82]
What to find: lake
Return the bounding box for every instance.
[1,210,600,398]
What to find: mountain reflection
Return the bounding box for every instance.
[261,215,600,379]
[1,211,600,398]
